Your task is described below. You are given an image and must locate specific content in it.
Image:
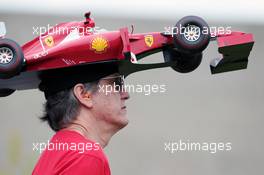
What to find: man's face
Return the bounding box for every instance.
[91,73,130,129]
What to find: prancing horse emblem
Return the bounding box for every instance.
[144,35,154,47]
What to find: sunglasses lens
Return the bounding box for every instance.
[114,76,124,90]
[100,75,125,92]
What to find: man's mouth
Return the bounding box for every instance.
[121,106,126,109]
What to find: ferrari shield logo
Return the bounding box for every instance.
[44,36,54,47]
[144,35,154,47]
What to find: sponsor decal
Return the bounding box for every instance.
[33,51,48,59]
[90,36,109,53]
[44,36,54,47]
[144,35,154,47]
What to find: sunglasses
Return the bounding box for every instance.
[100,75,125,91]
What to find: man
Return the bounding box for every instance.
[33,62,130,175]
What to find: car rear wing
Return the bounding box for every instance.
[210,31,254,74]
[0,22,6,38]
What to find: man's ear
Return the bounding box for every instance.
[73,83,93,108]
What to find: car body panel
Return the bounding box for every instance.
[0,13,255,93]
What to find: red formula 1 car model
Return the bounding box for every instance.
[0,12,254,97]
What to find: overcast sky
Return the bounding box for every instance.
[0,0,263,24]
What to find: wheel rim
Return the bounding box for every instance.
[0,47,14,64]
[183,25,201,42]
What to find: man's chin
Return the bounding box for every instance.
[116,116,129,129]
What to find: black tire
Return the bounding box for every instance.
[0,88,15,97]
[173,16,210,54]
[163,47,202,73]
[0,38,24,79]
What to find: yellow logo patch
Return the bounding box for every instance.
[144,35,154,47]
[91,36,109,53]
[44,36,54,47]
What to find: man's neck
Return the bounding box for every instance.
[66,113,118,148]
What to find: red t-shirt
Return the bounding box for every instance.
[32,130,111,175]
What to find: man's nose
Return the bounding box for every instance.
[121,90,130,100]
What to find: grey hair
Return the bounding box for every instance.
[41,81,98,131]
